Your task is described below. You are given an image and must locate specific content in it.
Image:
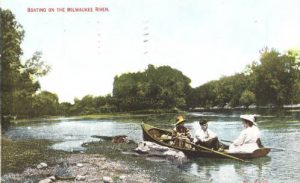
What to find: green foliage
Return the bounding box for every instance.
[59,102,72,116]
[189,73,252,108]
[32,91,59,116]
[189,48,300,108]
[24,51,51,79]
[69,94,117,115]
[239,90,256,107]
[113,64,191,111]
[251,48,300,106]
[1,9,51,120]
[1,8,25,116]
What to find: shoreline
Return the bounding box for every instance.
[1,153,155,183]
[1,135,200,183]
[1,136,154,183]
[10,111,181,124]
[9,106,300,125]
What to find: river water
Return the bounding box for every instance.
[5,110,300,183]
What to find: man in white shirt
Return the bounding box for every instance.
[229,114,262,153]
[194,119,219,150]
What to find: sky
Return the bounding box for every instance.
[2,0,300,103]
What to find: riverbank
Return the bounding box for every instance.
[1,136,154,182]
[1,137,68,174]
[11,113,135,124]
[10,110,183,124]
[1,135,200,183]
[11,106,300,125]
[1,153,155,183]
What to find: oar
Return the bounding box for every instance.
[266,147,300,153]
[220,139,233,143]
[220,139,300,153]
[185,141,248,162]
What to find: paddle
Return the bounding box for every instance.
[264,146,300,153]
[220,139,233,143]
[185,141,248,162]
[220,139,300,153]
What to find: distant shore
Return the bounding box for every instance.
[9,109,182,124]
[9,104,300,124]
[189,103,300,112]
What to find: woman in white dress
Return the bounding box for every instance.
[229,115,262,153]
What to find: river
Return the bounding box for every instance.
[4,110,300,183]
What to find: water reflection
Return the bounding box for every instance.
[182,156,271,182]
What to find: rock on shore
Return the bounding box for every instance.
[134,141,187,164]
[37,162,48,169]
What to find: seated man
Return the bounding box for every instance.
[172,115,192,148]
[194,119,219,150]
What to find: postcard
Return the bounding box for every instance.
[1,1,300,182]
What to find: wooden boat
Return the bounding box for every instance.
[141,123,271,159]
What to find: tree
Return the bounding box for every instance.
[113,64,191,111]
[23,51,51,79]
[251,48,300,106]
[1,9,50,120]
[59,102,72,116]
[13,52,50,117]
[188,72,253,108]
[1,8,25,117]
[32,91,59,116]
[239,90,256,107]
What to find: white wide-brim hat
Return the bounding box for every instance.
[240,114,258,126]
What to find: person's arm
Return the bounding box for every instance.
[208,129,217,140]
[171,127,177,137]
[186,128,192,138]
[233,130,246,146]
[194,130,203,143]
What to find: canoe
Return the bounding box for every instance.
[141,123,271,159]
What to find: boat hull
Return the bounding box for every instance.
[141,123,270,159]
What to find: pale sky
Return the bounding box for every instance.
[2,0,300,102]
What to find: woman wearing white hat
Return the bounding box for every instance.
[228,114,262,153]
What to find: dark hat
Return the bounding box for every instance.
[199,119,208,125]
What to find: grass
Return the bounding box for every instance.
[1,136,68,174]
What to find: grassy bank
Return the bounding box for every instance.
[11,110,183,124]
[1,136,68,174]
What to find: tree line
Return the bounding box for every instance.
[1,9,52,122]
[1,9,300,124]
[188,48,300,108]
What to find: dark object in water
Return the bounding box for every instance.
[91,135,129,143]
[141,123,271,159]
[112,135,129,144]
